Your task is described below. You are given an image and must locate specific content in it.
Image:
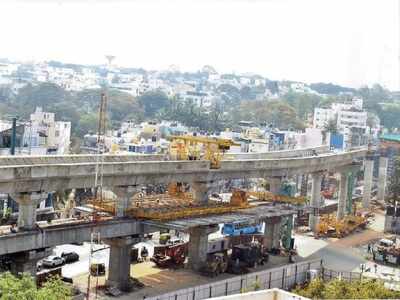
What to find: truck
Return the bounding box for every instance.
[151,242,188,268]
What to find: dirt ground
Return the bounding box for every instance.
[74,254,291,299]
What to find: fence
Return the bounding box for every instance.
[144,259,322,300]
[320,267,400,290]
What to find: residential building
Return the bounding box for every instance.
[313,98,371,149]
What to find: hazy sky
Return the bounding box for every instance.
[1,0,398,89]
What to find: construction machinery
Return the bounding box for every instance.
[373,238,400,265]
[151,242,188,268]
[203,253,229,277]
[246,191,307,206]
[228,242,268,274]
[316,214,368,238]
[127,189,249,221]
[168,135,240,169]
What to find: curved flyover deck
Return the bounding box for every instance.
[0,148,366,194]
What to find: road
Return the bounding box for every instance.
[295,211,385,272]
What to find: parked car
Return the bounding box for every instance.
[42,256,65,268]
[61,252,79,263]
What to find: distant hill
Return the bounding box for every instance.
[309,82,356,95]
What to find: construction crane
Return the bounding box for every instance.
[86,91,108,300]
[168,135,240,169]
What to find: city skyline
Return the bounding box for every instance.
[0,0,398,90]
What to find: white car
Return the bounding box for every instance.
[42,255,65,268]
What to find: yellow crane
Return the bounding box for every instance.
[168,135,240,169]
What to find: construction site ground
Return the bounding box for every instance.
[70,210,387,299]
[73,254,292,300]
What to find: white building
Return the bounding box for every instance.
[313,98,369,149]
[23,107,71,154]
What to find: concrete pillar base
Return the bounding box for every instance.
[188,225,218,271]
[263,216,282,250]
[191,181,213,204]
[337,172,348,221]
[377,156,388,202]
[362,158,374,209]
[113,186,138,217]
[10,249,50,278]
[309,172,323,233]
[13,192,46,230]
[268,177,282,194]
[105,236,139,292]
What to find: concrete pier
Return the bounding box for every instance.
[337,172,348,220]
[113,186,138,217]
[10,249,49,278]
[309,172,323,232]
[300,174,308,197]
[362,157,374,209]
[268,177,282,194]
[188,225,218,271]
[377,156,389,202]
[191,181,213,204]
[13,192,46,230]
[263,216,282,250]
[106,237,139,291]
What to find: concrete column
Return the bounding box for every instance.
[300,174,308,197]
[377,156,389,202]
[384,215,393,233]
[268,177,282,194]
[263,216,281,250]
[13,192,46,230]
[105,237,139,291]
[191,181,213,204]
[362,158,374,209]
[309,172,323,232]
[337,172,348,220]
[188,225,218,271]
[113,186,138,217]
[10,249,50,278]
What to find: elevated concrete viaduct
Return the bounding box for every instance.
[0,147,370,290]
[0,149,366,194]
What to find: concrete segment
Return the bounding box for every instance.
[309,171,323,232]
[337,172,348,220]
[378,156,388,202]
[362,158,374,209]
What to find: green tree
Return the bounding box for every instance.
[293,278,400,299]
[0,272,71,300]
[234,99,304,130]
[138,90,169,117]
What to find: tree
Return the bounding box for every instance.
[233,99,304,130]
[293,278,400,299]
[0,272,71,300]
[138,90,169,117]
[323,118,338,134]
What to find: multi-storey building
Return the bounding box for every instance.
[313,98,372,149]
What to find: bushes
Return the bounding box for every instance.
[293,278,400,299]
